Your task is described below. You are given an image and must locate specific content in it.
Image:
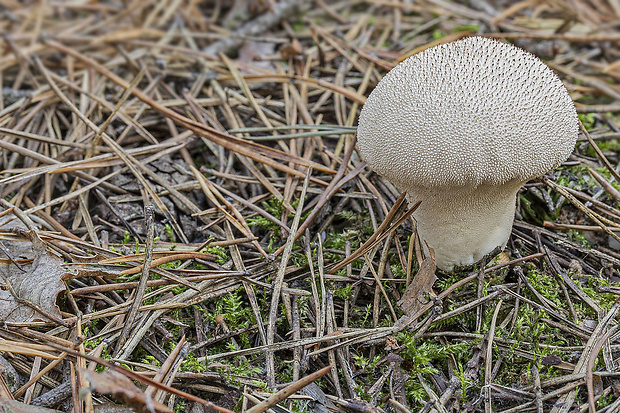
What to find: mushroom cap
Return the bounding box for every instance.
[357,36,578,190]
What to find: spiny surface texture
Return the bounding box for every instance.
[357,36,579,190]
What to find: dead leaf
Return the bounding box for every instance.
[280,39,303,58]
[0,230,66,323]
[495,251,511,266]
[592,373,604,398]
[541,354,562,365]
[397,257,437,316]
[80,369,173,413]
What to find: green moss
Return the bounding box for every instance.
[592,139,620,152]
[122,230,130,245]
[579,273,619,309]
[164,223,174,242]
[160,259,182,269]
[215,358,262,386]
[205,290,256,336]
[396,335,472,407]
[141,354,161,368]
[432,29,444,39]
[180,353,206,373]
[334,284,353,299]
[578,113,596,130]
[203,243,229,265]
[568,230,590,248]
[527,269,565,307]
[453,24,479,32]
[350,304,373,328]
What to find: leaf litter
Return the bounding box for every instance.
[0,226,67,324]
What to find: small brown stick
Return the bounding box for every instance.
[485,299,503,413]
[266,169,311,388]
[551,301,620,411]
[69,272,245,295]
[365,250,398,322]
[291,297,301,383]
[483,252,545,274]
[22,356,41,405]
[70,361,81,413]
[484,31,620,43]
[476,258,486,333]
[544,221,620,233]
[0,199,36,230]
[586,325,618,413]
[44,40,334,178]
[390,398,413,413]
[118,252,216,276]
[227,73,367,104]
[544,178,620,245]
[432,290,504,324]
[588,167,620,203]
[581,121,620,183]
[576,104,620,113]
[113,205,155,356]
[145,335,186,397]
[100,251,216,265]
[304,230,321,339]
[246,366,332,413]
[325,291,343,398]
[329,193,419,273]
[205,328,386,362]
[317,235,327,342]
[273,141,360,256]
[531,364,543,413]
[43,341,235,413]
[12,351,68,398]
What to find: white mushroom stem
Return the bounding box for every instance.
[407,179,523,271]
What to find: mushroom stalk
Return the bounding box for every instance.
[406,180,523,271]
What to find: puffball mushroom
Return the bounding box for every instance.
[357,36,579,271]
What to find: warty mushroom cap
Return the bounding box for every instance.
[357,36,579,270]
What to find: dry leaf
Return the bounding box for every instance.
[0,230,66,323]
[280,39,303,58]
[495,251,511,266]
[80,369,173,413]
[397,256,437,317]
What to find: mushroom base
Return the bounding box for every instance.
[406,182,523,271]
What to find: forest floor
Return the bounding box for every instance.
[1,0,620,412]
